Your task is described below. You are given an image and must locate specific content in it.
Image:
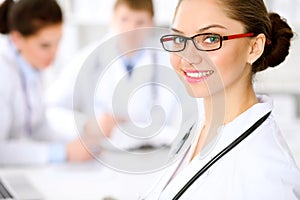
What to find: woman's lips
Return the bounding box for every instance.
[182,69,214,83]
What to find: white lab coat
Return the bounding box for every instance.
[93,48,174,122]
[144,95,300,200]
[0,37,68,165]
[46,40,194,148]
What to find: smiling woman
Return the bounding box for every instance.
[143,0,300,199]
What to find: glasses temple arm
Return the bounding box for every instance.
[222,33,255,40]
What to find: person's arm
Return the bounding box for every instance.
[0,72,90,166]
[0,96,66,165]
[0,140,60,165]
[0,139,91,165]
[32,114,94,163]
[0,95,65,165]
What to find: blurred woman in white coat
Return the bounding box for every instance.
[0,0,93,165]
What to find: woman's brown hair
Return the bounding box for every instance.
[0,0,63,36]
[175,0,294,73]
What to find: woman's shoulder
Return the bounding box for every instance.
[234,117,300,180]
[235,116,285,161]
[223,118,300,198]
[243,115,293,161]
[0,39,19,96]
[0,38,18,70]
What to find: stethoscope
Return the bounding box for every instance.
[12,43,33,136]
[169,111,271,199]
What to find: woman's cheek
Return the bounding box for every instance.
[170,53,182,71]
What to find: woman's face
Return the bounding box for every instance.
[170,0,253,98]
[14,23,62,69]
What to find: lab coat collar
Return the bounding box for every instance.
[218,95,273,147]
[120,49,146,67]
[193,95,273,163]
[9,38,41,83]
[17,54,40,83]
[226,95,272,128]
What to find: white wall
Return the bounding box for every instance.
[255,0,300,94]
[58,0,177,25]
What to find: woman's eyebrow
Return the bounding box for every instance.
[170,28,184,34]
[197,24,227,33]
[171,24,227,34]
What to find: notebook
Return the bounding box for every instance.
[0,175,43,200]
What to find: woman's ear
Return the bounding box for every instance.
[247,33,266,64]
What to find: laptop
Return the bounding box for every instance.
[0,175,43,200]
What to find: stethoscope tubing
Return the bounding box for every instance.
[172,111,271,200]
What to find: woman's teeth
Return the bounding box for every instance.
[186,70,214,78]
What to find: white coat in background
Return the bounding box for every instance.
[46,39,196,149]
[0,37,69,165]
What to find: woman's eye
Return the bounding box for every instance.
[174,36,185,44]
[203,35,220,44]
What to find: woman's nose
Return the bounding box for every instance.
[179,40,203,65]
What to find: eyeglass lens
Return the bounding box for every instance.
[161,34,222,52]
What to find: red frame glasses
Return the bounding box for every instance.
[160,33,255,52]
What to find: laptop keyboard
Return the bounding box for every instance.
[0,180,13,199]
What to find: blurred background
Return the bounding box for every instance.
[1,0,299,164]
[0,1,299,199]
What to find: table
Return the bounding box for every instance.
[0,161,165,200]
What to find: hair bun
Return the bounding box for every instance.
[0,0,14,34]
[264,12,294,68]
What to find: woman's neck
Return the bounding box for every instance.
[190,83,258,160]
[204,85,258,126]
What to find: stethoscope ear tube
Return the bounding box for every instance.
[172,111,271,200]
